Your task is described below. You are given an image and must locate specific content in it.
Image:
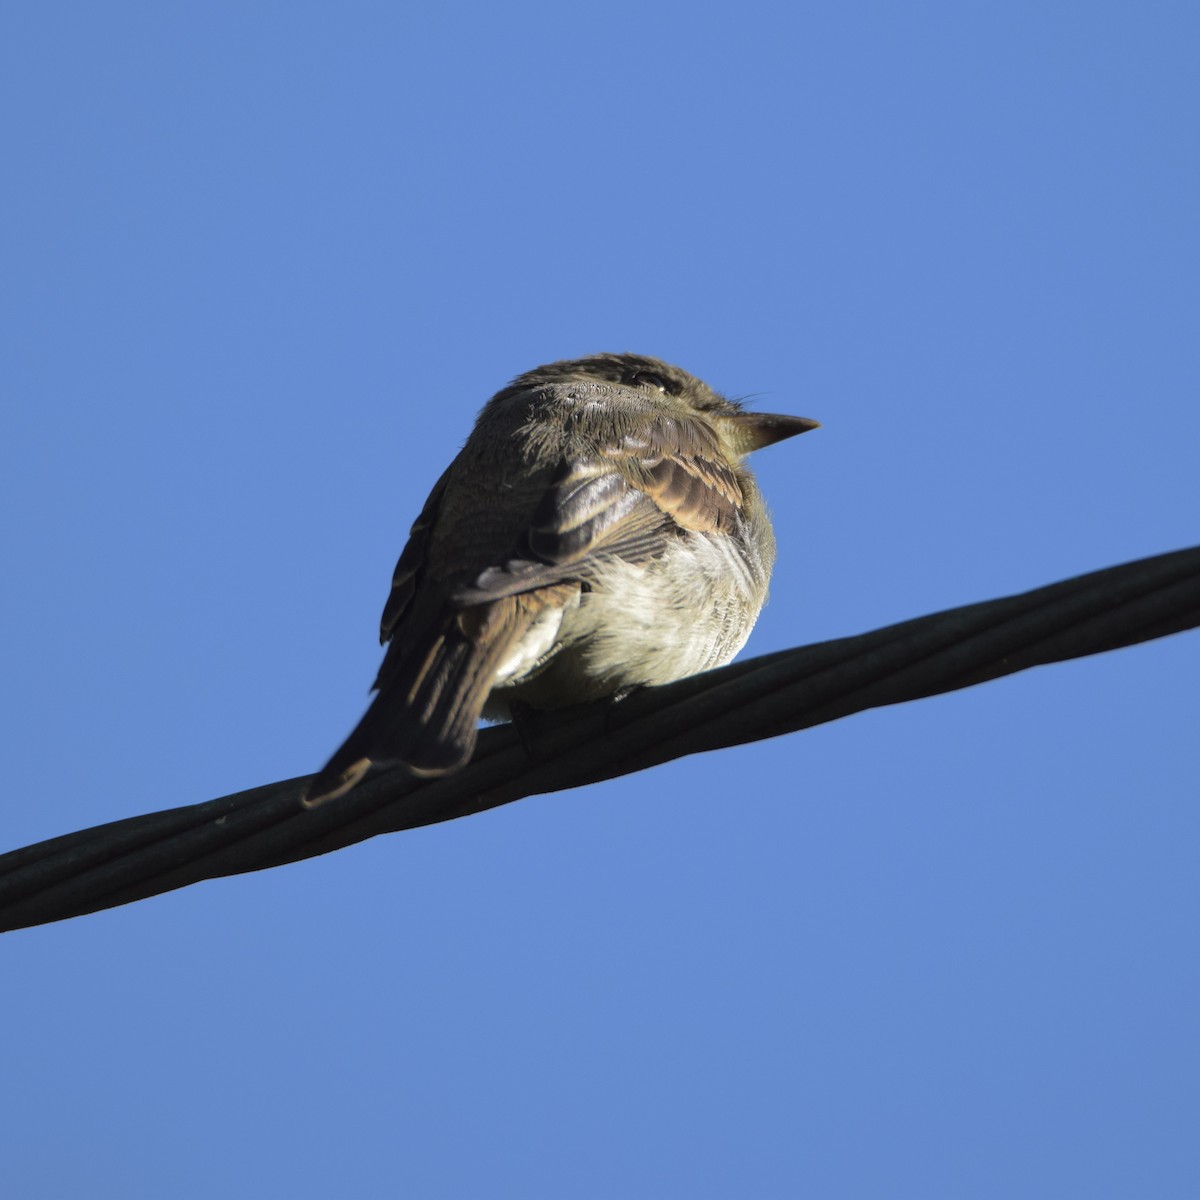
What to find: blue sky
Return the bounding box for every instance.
[3,2,1198,1196]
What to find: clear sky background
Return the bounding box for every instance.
[3,3,1198,1197]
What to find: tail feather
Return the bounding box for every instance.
[303,599,536,806]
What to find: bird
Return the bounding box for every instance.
[303,352,819,805]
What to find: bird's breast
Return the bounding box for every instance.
[487,517,774,713]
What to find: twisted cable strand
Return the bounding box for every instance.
[1,545,1196,933]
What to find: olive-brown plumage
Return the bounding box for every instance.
[304,353,818,805]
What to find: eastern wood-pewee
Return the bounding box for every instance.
[305,353,818,805]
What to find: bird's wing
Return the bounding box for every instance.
[596,413,745,535]
[452,411,746,603]
[378,465,453,644]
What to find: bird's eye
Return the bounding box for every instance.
[628,370,672,394]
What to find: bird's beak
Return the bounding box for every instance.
[723,412,821,455]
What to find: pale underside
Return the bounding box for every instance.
[482,515,774,718]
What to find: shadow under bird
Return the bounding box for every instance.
[305,353,819,806]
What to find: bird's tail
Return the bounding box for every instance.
[302,598,537,807]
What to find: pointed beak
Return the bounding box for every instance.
[725,411,821,454]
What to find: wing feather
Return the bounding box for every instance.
[450,410,745,604]
[378,465,453,644]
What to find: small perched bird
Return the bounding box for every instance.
[304,353,818,805]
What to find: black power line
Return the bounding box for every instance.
[2,545,1196,934]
